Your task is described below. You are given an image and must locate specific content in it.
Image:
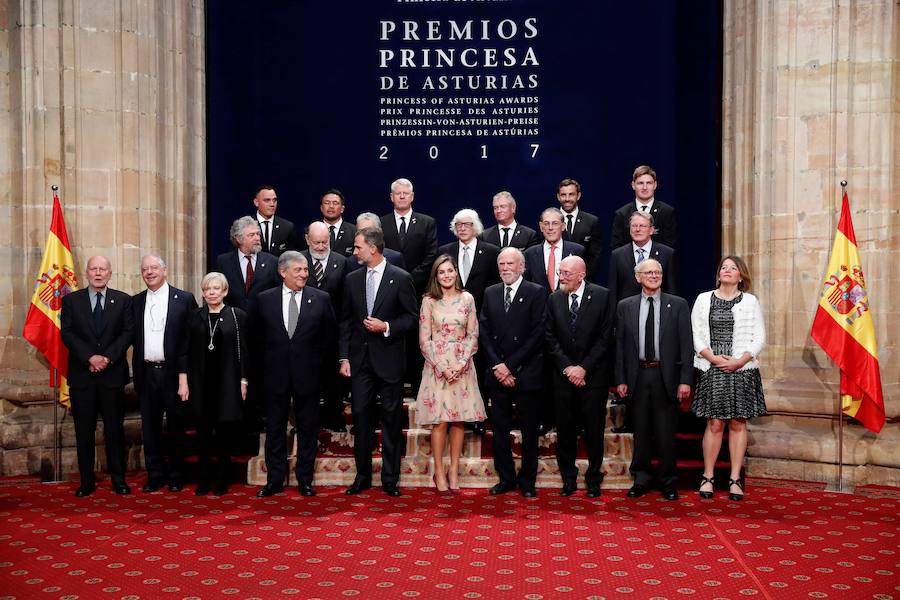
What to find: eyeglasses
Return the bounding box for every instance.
[630,224,651,229]
[638,270,662,277]
[558,270,581,277]
[455,222,475,228]
[540,221,562,227]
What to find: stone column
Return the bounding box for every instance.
[723,0,899,485]
[0,0,205,475]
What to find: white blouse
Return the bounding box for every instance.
[691,290,765,372]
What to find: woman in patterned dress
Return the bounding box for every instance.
[691,256,766,501]
[415,255,487,494]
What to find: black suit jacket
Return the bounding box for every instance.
[610,200,678,249]
[523,240,585,292]
[607,242,677,303]
[302,250,347,311]
[131,285,197,395]
[339,261,419,383]
[327,220,357,258]
[258,215,300,256]
[381,211,438,292]
[545,283,614,389]
[614,292,693,401]
[478,280,547,391]
[214,250,280,312]
[60,287,133,388]
[255,285,336,395]
[480,223,539,249]
[437,240,501,310]
[562,210,603,277]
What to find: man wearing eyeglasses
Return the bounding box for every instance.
[523,207,584,293]
[132,254,197,493]
[438,209,501,311]
[614,259,693,501]
[608,211,677,304]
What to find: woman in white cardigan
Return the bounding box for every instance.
[691,256,766,501]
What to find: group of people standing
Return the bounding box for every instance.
[60,165,766,503]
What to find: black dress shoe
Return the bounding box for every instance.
[489,481,516,495]
[728,477,745,501]
[626,484,649,498]
[298,484,316,497]
[345,481,372,495]
[382,484,401,497]
[256,484,284,497]
[661,488,679,501]
[168,481,184,492]
[195,483,211,496]
[560,482,577,497]
[113,483,132,495]
[586,485,601,498]
[74,485,95,497]
[520,487,537,498]
[142,480,164,493]
[611,425,632,434]
[213,484,228,496]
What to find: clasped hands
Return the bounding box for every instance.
[492,363,516,388]
[709,353,747,373]
[88,354,109,373]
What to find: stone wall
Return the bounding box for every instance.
[722,0,899,485]
[0,0,205,475]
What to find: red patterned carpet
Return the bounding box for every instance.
[1,478,897,599]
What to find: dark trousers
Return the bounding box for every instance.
[554,380,607,487]
[630,367,678,488]
[196,420,240,485]
[70,383,126,487]
[350,360,404,486]
[139,367,185,484]
[264,390,320,486]
[490,387,540,489]
[318,361,347,430]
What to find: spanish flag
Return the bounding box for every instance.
[22,190,78,407]
[810,190,884,433]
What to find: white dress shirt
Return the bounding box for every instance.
[458,240,477,285]
[638,290,661,360]
[635,197,655,213]
[542,240,563,289]
[366,257,391,337]
[281,285,303,332]
[393,210,412,233]
[561,207,579,235]
[632,240,653,263]
[143,283,169,361]
[240,252,257,283]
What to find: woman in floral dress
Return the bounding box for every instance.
[415,255,487,493]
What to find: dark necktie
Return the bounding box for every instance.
[398,216,407,247]
[504,286,512,312]
[262,221,270,252]
[641,205,648,212]
[314,259,324,285]
[329,225,337,245]
[569,293,579,330]
[645,296,656,361]
[245,254,254,292]
[566,214,574,238]
[93,292,104,332]
[636,247,646,264]
[501,227,510,248]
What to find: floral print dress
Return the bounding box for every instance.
[414,292,487,425]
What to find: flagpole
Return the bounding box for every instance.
[824,180,854,495]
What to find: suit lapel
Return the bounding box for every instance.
[658,293,670,339]
[372,266,393,315]
[134,291,147,347]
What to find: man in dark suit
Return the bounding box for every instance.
[480,190,540,250]
[438,208,501,311]
[320,189,356,258]
[557,178,603,278]
[345,213,407,272]
[255,252,337,498]
[479,248,547,498]
[215,216,280,313]
[339,227,418,497]
[380,177,437,294]
[303,221,348,431]
[60,256,134,497]
[253,185,301,256]
[545,256,613,498]
[610,165,678,250]
[524,208,585,293]
[132,254,197,493]
[608,211,677,304]
[615,258,693,501]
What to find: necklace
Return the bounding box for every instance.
[207,314,221,351]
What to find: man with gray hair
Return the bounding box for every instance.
[215,215,280,312]
[438,209,501,311]
[351,212,406,270]
[131,254,197,493]
[480,190,539,250]
[524,207,585,293]
[254,251,336,497]
[380,178,437,295]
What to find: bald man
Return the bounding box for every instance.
[545,256,613,497]
[61,256,134,497]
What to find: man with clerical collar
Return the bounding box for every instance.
[253,185,299,256]
[320,189,356,258]
[480,190,539,250]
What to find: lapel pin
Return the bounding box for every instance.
[667,303,671,308]
[587,295,592,301]
[260,263,265,268]
[478,249,483,255]
[110,298,115,304]
[275,224,280,229]
[307,299,312,304]
[519,298,523,303]
[174,294,178,299]
[411,218,417,224]
[389,279,394,284]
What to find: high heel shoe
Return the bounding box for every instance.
[698,475,714,499]
[432,474,450,495]
[448,476,461,495]
[728,477,745,501]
